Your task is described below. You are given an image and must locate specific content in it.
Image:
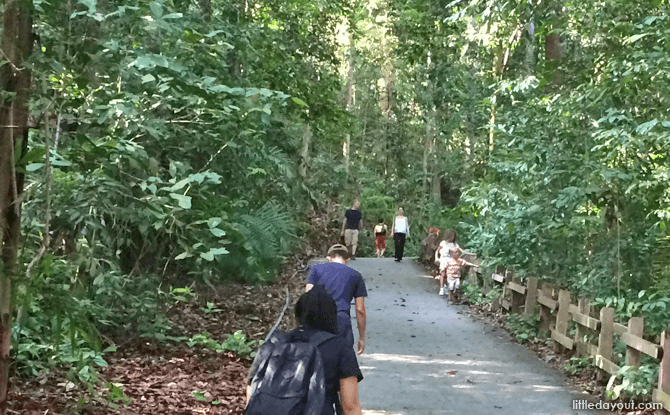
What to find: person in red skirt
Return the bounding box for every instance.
[373,218,388,258]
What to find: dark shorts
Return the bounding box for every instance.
[339,322,355,348]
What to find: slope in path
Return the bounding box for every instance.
[342,258,607,415]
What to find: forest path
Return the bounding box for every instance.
[345,258,607,415]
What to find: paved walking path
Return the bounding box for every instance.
[345,258,607,415]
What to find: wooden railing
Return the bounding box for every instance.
[486,270,670,410]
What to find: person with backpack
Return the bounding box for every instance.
[306,244,367,355]
[373,218,388,258]
[245,284,364,415]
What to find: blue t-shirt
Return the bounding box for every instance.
[307,263,367,329]
[344,209,362,229]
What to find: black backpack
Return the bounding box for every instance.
[245,329,336,415]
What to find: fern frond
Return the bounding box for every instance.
[236,202,295,259]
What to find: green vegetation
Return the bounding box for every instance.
[565,357,592,376]
[607,364,659,400]
[505,312,540,344]
[463,283,502,305]
[3,0,670,409]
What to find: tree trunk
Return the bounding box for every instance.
[545,31,563,85]
[298,124,312,178]
[345,30,355,110]
[0,1,33,413]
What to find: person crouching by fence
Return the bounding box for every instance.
[374,218,388,258]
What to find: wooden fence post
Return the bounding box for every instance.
[575,299,591,356]
[502,271,513,311]
[524,278,538,315]
[626,317,644,368]
[653,331,670,412]
[553,289,572,353]
[597,307,614,382]
[510,276,524,313]
[538,283,553,338]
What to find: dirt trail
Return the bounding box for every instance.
[343,258,607,415]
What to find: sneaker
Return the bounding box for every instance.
[439,287,445,296]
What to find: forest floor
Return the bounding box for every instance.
[7,200,656,414]
[8,203,343,415]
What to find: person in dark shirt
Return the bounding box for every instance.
[306,244,367,355]
[246,285,363,415]
[341,200,363,259]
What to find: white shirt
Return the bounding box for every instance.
[437,241,460,270]
[394,216,409,234]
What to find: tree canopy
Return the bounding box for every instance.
[3,0,670,412]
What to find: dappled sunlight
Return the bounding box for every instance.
[363,352,499,368]
[415,273,436,279]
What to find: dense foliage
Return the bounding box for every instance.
[4,0,670,407]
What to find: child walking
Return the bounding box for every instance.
[441,247,477,302]
[374,218,388,258]
[435,229,462,296]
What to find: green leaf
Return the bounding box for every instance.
[291,97,308,106]
[163,13,183,19]
[210,228,226,237]
[94,355,108,367]
[199,247,229,261]
[623,33,649,44]
[200,251,215,261]
[169,193,192,209]
[175,252,192,260]
[78,0,96,13]
[205,30,226,38]
[661,221,667,230]
[142,74,156,83]
[149,1,163,18]
[208,217,222,228]
[50,159,72,167]
[191,391,208,402]
[26,163,44,172]
[168,178,190,192]
[635,119,657,134]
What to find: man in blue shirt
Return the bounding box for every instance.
[306,244,367,355]
[340,201,363,259]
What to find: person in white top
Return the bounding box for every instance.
[391,208,410,262]
[435,229,464,295]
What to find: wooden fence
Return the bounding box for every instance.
[485,270,670,411]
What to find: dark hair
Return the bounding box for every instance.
[295,284,339,334]
[378,218,384,223]
[445,229,457,243]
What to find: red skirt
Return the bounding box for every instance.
[375,235,386,251]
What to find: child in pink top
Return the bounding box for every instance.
[443,248,477,302]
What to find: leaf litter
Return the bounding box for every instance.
[8,203,345,414]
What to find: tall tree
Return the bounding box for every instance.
[0,1,33,412]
